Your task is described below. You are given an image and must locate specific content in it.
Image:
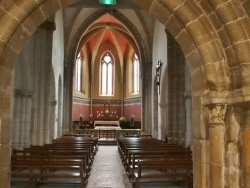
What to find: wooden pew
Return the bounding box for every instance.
[27,145,95,166]
[13,148,92,174]
[128,153,192,176]
[11,158,86,188]
[11,136,99,187]
[53,136,99,151]
[132,160,193,188]
[126,149,192,174]
[117,137,193,187]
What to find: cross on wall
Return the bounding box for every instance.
[156,60,163,95]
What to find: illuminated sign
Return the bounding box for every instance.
[99,0,116,5]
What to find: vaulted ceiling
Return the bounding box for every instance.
[78,13,138,58]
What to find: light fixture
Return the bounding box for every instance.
[99,0,116,5]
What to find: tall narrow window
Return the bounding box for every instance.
[133,54,139,93]
[75,53,82,92]
[101,53,113,95]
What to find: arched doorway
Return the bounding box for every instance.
[1,1,250,187]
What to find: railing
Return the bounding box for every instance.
[66,129,148,140]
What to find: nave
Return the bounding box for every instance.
[11,144,189,188]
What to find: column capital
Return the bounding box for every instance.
[40,21,56,31]
[204,104,227,126]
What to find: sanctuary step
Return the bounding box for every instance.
[98,139,117,145]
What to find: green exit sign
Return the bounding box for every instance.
[99,0,116,5]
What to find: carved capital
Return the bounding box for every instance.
[40,21,56,31]
[204,104,227,126]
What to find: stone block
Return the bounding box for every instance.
[8,25,30,53]
[186,15,214,46]
[175,0,202,25]
[193,162,207,188]
[225,142,240,187]
[0,166,10,188]
[0,68,13,92]
[176,30,196,55]
[0,9,19,43]
[191,68,207,92]
[0,115,11,144]
[166,16,184,38]
[185,50,202,74]
[225,21,248,43]
[149,1,172,25]
[193,138,207,164]
[0,44,18,71]
[234,41,250,64]
[210,163,224,188]
[209,126,225,164]
[59,0,81,8]
[0,143,10,169]
[40,0,61,19]
[239,63,250,87]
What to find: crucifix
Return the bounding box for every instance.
[156,60,163,95]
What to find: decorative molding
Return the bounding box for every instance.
[73,97,90,104]
[124,97,141,105]
[204,104,227,125]
[92,99,122,105]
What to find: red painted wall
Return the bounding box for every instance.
[72,104,90,121]
[124,104,141,121]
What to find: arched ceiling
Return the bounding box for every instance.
[78,13,137,58]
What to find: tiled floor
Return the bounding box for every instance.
[11,146,184,188]
[87,146,132,188]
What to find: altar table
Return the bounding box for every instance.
[94,120,120,128]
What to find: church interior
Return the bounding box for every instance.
[1,0,250,187]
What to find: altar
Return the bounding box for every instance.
[94,121,121,130]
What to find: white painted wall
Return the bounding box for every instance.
[52,10,65,138]
[151,20,167,140]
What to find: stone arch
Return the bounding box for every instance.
[1,1,250,187]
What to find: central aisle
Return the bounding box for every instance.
[87,146,133,188]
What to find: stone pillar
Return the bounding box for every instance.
[0,63,14,188]
[159,102,167,140]
[63,63,74,133]
[12,90,32,149]
[205,104,227,188]
[31,20,55,145]
[49,100,57,142]
[241,106,250,187]
[12,93,21,149]
[224,106,241,187]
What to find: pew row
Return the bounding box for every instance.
[117,137,193,188]
[11,136,99,187]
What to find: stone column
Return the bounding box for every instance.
[49,100,57,142]
[241,106,250,187]
[224,106,241,187]
[63,63,74,133]
[205,104,227,188]
[159,102,167,140]
[32,20,55,145]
